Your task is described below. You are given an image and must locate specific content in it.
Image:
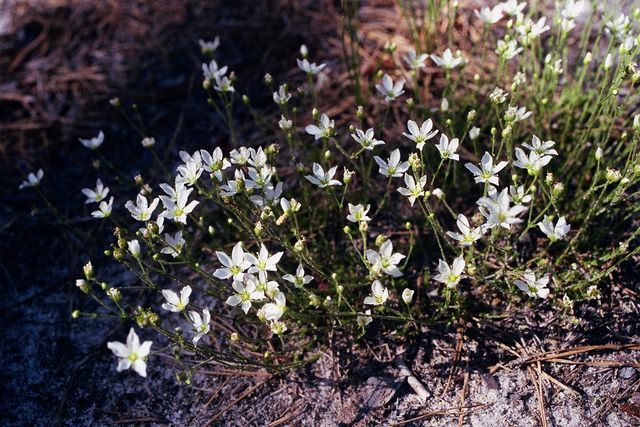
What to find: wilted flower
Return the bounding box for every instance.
[357,309,373,327]
[515,270,550,299]
[107,328,152,377]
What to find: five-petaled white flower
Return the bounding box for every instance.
[161,285,192,312]
[434,256,466,288]
[19,169,44,189]
[188,307,211,346]
[504,106,532,122]
[366,240,405,278]
[403,49,429,70]
[364,280,389,306]
[159,183,199,224]
[403,119,438,151]
[477,188,528,229]
[509,185,532,205]
[430,48,466,69]
[125,194,160,222]
[202,59,227,80]
[500,0,526,16]
[199,37,220,54]
[214,242,252,281]
[262,291,286,321]
[161,231,185,257]
[465,152,508,186]
[283,264,314,288]
[107,328,152,377]
[496,39,523,60]
[245,245,284,277]
[79,131,104,150]
[273,84,291,105]
[91,196,114,218]
[225,278,265,314]
[522,135,558,157]
[446,214,485,246]
[297,58,326,75]
[347,203,371,223]
[538,216,570,241]
[516,17,550,45]
[200,147,230,181]
[397,173,427,206]
[305,163,342,188]
[515,270,550,299]
[475,5,503,25]
[514,148,552,174]
[351,128,384,150]
[374,149,410,178]
[435,134,460,161]
[305,114,334,140]
[375,74,405,102]
[82,178,109,204]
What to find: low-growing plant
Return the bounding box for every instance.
[20,1,640,379]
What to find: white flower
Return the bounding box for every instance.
[537,216,570,241]
[141,137,155,148]
[517,17,550,45]
[434,256,465,288]
[402,288,414,304]
[269,320,288,335]
[477,188,528,229]
[200,147,230,181]
[213,74,234,93]
[351,128,384,150]
[500,0,526,16]
[435,134,460,161]
[440,97,449,112]
[199,37,220,54]
[374,149,410,178]
[283,264,314,288]
[188,308,211,346]
[297,58,326,75]
[79,131,104,150]
[366,240,405,278]
[245,165,273,190]
[159,184,199,224]
[127,240,141,257]
[19,169,43,189]
[430,48,465,69]
[560,0,588,21]
[202,59,227,80]
[515,270,550,299]
[605,14,630,40]
[225,278,264,314]
[363,280,389,306]
[496,39,523,61]
[397,173,427,206]
[273,84,291,105]
[403,119,438,151]
[81,178,109,204]
[403,49,429,70]
[514,148,552,174]
[161,231,185,257]
[161,285,192,312]
[375,74,405,102]
[446,214,485,246]
[357,309,373,327]
[176,159,203,186]
[347,203,371,223]
[214,243,252,281]
[522,135,558,157]
[230,147,250,165]
[509,185,532,204]
[305,163,342,188]
[107,328,152,377]
[280,197,301,215]
[469,127,480,140]
[245,245,283,277]
[489,87,508,104]
[249,182,283,207]
[262,291,286,321]
[465,152,508,186]
[475,5,503,25]
[125,194,160,222]
[504,106,532,122]
[91,197,114,218]
[255,275,280,299]
[305,114,334,140]
[279,115,293,130]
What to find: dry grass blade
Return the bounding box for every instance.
[267,399,306,427]
[204,376,272,426]
[391,403,492,426]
